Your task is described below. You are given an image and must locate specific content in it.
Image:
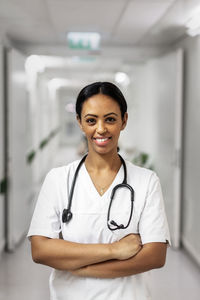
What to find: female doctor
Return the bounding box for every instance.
[28,81,170,300]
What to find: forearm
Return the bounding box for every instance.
[31,236,114,271]
[72,242,167,278]
[30,234,141,271]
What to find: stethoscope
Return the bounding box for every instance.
[62,154,135,231]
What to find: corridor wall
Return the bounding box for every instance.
[35,74,60,180]
[173,35,200,265]
[0,45,5,254]
[119,64,146,156]
[126,43,200,265]
[6,48,31,250]
[58,88,81,147]
[126,50,183,248]
[26,70,60,189]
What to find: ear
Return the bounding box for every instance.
[76,115,83,131]
[121,112,128,131]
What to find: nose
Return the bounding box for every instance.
[96,121,107,135]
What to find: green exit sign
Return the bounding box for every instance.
[67,32,100,50]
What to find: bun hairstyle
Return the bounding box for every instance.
[76,82,127,119]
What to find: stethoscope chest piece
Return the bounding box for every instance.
[62,209,73,223]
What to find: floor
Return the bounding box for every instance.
[0,239,200,300]
[1,146,200,299]
[0,239,50,300]
[150,247,200,300]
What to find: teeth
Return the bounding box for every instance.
[95,138,109,142]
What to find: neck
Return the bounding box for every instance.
[85,150,121,172]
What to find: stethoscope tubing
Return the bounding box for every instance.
[62,154,135,231]
[107,183,134,230]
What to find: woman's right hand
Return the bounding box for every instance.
[112,234,142,260]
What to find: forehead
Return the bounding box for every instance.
[81,94,120,114]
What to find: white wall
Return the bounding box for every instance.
[173,35,200,264]
[36,75,59,178]
[119,39,200,263]
[0,45,5,254]
[3,52,61,251]
[6,48,31,250]
[58,88,82,147]
[26,70,60,191]
[119,64,147,157]
[124,51,183,247]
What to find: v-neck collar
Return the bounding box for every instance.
[82,162,123,198]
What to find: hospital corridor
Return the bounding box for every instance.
[0,1,200,299]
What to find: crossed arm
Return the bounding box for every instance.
[30,234,167,279]
[71,242,167,278]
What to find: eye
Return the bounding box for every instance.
[106,117,116,123]
[86,118,96,125]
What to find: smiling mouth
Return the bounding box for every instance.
[93,137,112,145]
[93,137,111,142]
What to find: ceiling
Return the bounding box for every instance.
[1,0,200,57]
[1,0,200,86]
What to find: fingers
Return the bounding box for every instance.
[120,233,141,242]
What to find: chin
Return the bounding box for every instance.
[95,147,117,156]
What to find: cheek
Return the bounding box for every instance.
[113,126,123,136]
[82,126,93,137]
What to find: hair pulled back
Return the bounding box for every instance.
[76,82,127,119]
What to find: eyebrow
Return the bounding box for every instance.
[84,112,118,118]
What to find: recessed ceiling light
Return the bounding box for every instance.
[25,55,45,73]
[115,72,130,86]
[48,78,69,90]
[186,6,200,37]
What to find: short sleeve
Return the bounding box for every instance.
[27,169,61,239]
[139,172,171,245]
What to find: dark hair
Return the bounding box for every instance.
[76,82,127,119]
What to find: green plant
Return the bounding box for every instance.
[133,152,154,170]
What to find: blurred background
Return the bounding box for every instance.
[0,0,200,299]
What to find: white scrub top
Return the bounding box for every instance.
[28,159,171,300]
